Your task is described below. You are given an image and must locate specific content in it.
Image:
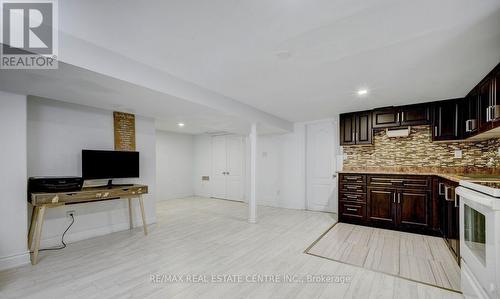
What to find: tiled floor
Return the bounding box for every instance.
[307,222,461,292]
[0,198,462,298]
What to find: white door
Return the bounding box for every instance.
[306,121,337,212]
[211,135,227,199]
[225,136,244,201]
[211,135,244,202]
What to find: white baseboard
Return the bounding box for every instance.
[0,251,30,271]
[158,193,194,201]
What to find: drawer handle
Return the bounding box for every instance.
[345,195,358,199]
[346,208,358,212]
[390,180,403,183]
[345,176,361,180]
[346,186,358,189]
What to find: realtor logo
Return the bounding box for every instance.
[1,0,58,69]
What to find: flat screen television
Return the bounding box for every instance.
[82,150,139,185]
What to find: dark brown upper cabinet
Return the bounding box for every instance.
[492,68,500,127]
[340,111,372,146]
[400,104,431,126]
[432,99,464,141]
[478,64,500,132]
[372,108,399,128]
[373,105,430,129]
[355,111,372,145]
[463,88,479,138]
[478,78,493,133]
[340,113,356,145]
[339,62,499,144]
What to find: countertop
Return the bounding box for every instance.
[338,168,500,183]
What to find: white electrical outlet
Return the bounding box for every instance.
[66,210,75,218]
[454,150,462,159]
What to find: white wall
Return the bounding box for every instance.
[0,91,29,270]
[192,125,308,210]
[193,134,212,197]
[156,131,194,200]
[255,124,307,210]
[27,97,156,248]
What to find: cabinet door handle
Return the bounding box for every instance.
[487,106,491,122]
[438,183,445,195]
[398,193,401,204]
[465,120,470,132]
[434,126,438,136]
[393,193,396,203]
[352,132,355,142]
[401,111,404,122]
[454,194,459,208]
[396,112,400,123]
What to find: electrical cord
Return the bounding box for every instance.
[31,214,75,253]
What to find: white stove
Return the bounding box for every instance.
[457,180,500,299]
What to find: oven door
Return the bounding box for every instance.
[457,187,497,297]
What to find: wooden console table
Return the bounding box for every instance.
[28,184,149,265]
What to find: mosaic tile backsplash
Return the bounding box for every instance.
[343,126,500,170]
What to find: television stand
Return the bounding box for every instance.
[28,184,149,265]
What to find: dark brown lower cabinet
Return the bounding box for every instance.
[340,174,436,236]
[367,188,430,231]
[398,190,430,229]
[438,178,460,264]
[367,188,396,225]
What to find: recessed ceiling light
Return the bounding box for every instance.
[357,89,368,96]
[275,50,292,59]
[178,123,185,127]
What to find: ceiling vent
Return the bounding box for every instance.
[203,131,229,136]
[386,127,410,138]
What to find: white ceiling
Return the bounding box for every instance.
[58,0,500,122]
[0,62,274,135]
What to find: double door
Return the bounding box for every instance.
[367,188,430,230]
[211,135,244,201]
